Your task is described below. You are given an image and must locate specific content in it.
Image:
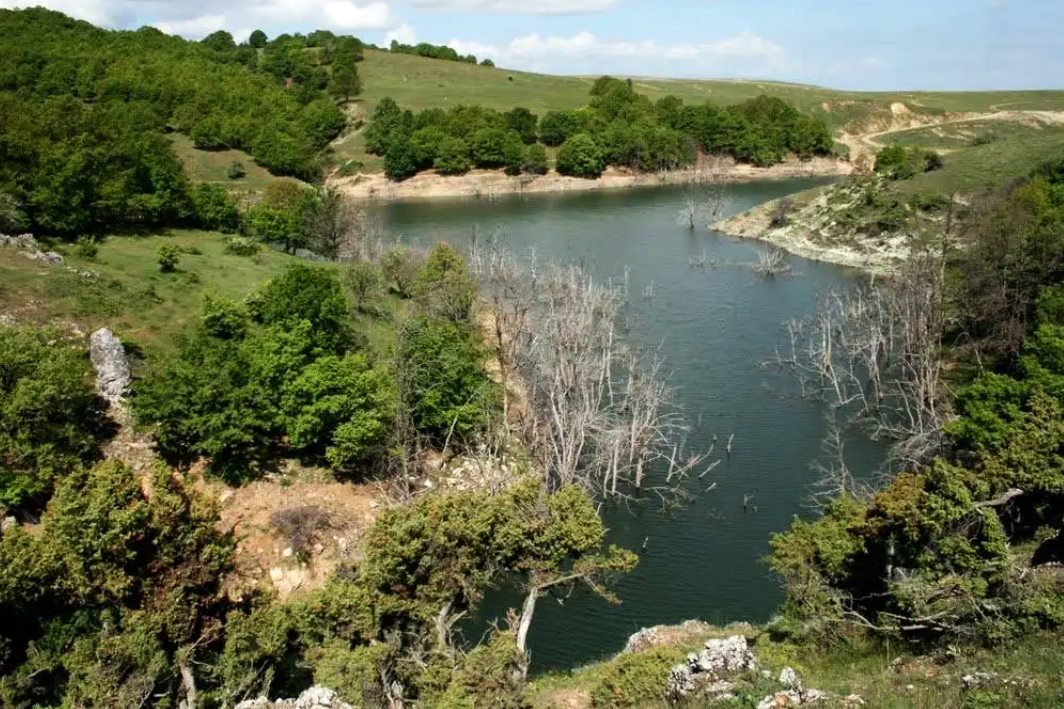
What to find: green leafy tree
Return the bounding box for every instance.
[556,133,606,179]
[281,353,394,471]
[539,109,581,147]
[0,461,233,705]
[0,327,109,512]
[248,29,268,48]
[250,264,353,353]
[328,61,362,102]
[342,261,384,314]
[412,242,477,323]
[505,107,539,145]
[395,316,497,442]
[191,183,238,232]
[522,143,549,175]
[384,137,419,181]
[434,137,472,176]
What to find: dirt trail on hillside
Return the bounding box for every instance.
[837,107,1064,167]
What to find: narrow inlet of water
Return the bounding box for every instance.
[370,179,887,671]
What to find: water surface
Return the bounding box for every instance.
[372,179,886,671]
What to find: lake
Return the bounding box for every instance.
[372,178,886,672]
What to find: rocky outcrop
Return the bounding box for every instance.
[234,686,354,709]
[666,635,758,700]
[0,233,38,250]
[757,667,830,707]
[89,328,131,406]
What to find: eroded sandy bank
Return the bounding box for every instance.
[331,157,853,202]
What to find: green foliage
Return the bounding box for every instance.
[556,133,606,178]
[396,316,497,442]
[0,327,108,512]
[384,139,420,181]
[412,242,477,323]
[0,8,349,236]
[380,246,424,298]
[135,265,390,478]
[0,462,232,705]
[311,641,389,706]
[223,235,260,256]
[281,353,393,469]
[74,236,98,259]
[249,263,352,352]
[434,137,473,175]
[588,646,684,708]
[875,145,945,180]
[342,260,384,313]
[523,143,549,175]
[365,84,830,181]
[388,39,478,64]
[506,107,539,145]
[191,182,239,232]
[157,243,180,272]
[227,160,247,179]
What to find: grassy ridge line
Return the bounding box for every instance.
[352,49,1064,124]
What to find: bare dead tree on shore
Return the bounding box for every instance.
[751,248,792,279]
[773,249,950,469]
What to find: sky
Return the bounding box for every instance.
[3,0,1062,91]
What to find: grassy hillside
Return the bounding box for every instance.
[324,49,1064,170]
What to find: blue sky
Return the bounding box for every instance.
[4,0,1062,90]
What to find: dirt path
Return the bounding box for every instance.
[837,107,1064,167]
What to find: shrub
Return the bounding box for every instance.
[157,243,180,272]
[588,647,685,708]
[412,243,476,323]
[223,235,260,256]
[74,236,98,259]
[556,133,606,178]
[384,138,419,181]
[270,505,331,554]
[227,161,247,179]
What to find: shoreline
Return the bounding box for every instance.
[330,157,853,203]
[714,187,905,276]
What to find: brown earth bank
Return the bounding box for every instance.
[330,157,853,202]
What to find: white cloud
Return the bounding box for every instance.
[405,0,615,14]
[385,22,417,44]
[0,0,402,38]
[154,13,227,37]
[450,30,786,74]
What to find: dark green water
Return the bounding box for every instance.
[372,179,886,672]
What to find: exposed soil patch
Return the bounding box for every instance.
[213,477,380,600]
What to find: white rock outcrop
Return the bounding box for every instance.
[234,686,355,709]
[89,328,131,406]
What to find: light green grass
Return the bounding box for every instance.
[170,133,283,193]
[900,125,1064,195]
[0,230,297,355]
[883,119,1057,150]
[0,230,405,359]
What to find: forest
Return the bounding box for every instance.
[0,8,357,237]
[367,76,834,181]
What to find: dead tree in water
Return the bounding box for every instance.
[773,249,950,468]
[676,158,731,230]
[470,237,706,502]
